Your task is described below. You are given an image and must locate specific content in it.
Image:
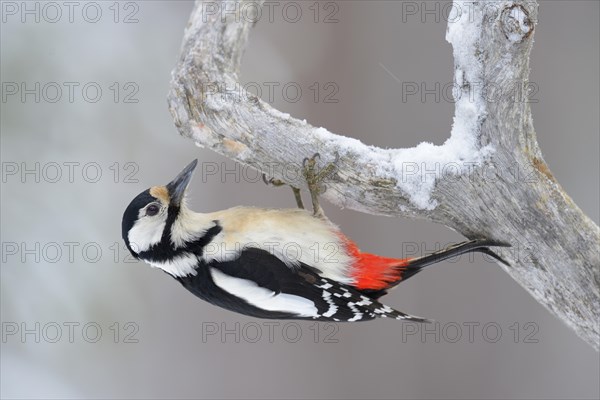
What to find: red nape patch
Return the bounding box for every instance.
[340,234,410,290]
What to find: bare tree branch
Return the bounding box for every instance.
[168,0,600,350]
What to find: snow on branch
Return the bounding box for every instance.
[168,0,600,350]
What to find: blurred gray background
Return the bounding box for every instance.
[1,1,598,399]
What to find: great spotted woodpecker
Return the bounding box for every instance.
[122,159,508,322]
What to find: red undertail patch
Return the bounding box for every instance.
[340,234,410,290]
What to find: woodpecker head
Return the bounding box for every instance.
[121,159,198,259]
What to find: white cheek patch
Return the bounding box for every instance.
[210,268,319,318]
[128,217,166,253]
[145,253,199,277]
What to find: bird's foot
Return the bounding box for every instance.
[262,174,305,209]
[302,153,338,218]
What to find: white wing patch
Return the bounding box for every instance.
[210,268,319,318]
[145,253,199,277]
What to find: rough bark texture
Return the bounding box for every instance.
[168,0,600,350]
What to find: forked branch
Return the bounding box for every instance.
[168,0,600,349]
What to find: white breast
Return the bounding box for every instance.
[201,207,355,284]
[146,252,199,277]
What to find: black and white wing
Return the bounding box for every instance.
[177,247,429,322]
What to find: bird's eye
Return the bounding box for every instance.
[146,204,160,216]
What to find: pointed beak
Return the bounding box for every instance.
[166,159,198,207]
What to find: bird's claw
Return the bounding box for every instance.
[262,174,286,187]
[302,152,339,219]
[263,173,304,209]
